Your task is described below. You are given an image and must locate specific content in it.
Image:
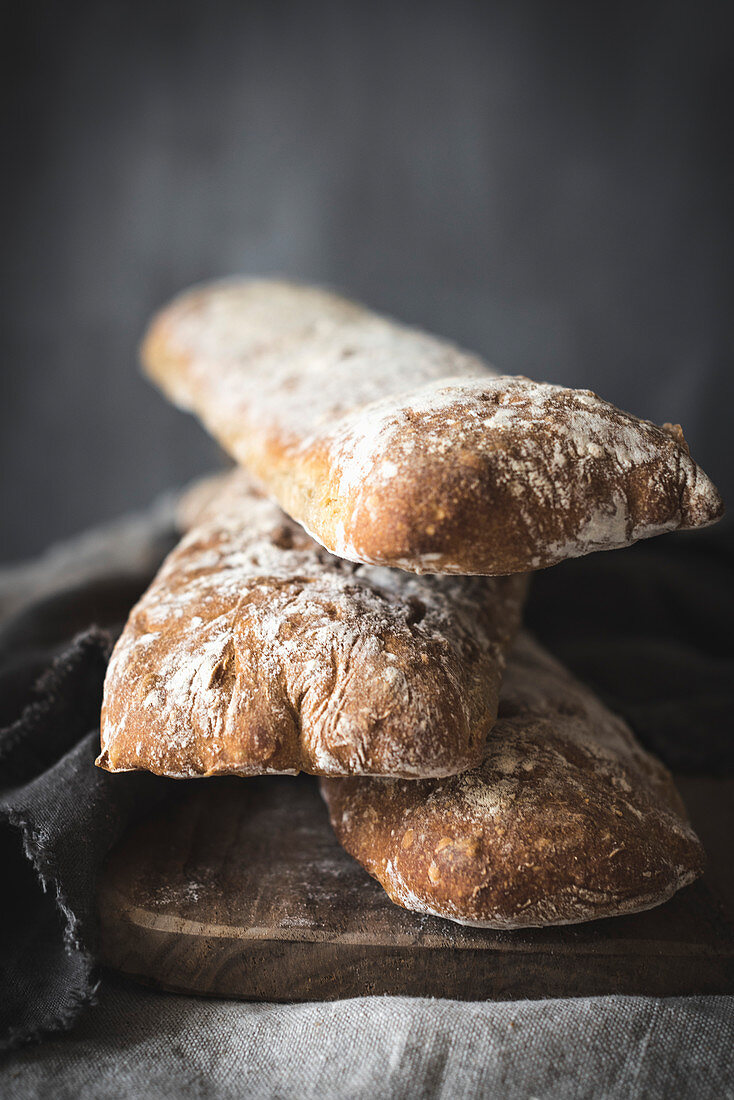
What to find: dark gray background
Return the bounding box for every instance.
[2,0,732,562]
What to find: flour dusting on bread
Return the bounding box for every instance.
[314,375,721,572]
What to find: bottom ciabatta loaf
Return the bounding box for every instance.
[320,634,704,928]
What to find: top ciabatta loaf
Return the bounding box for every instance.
[142,279,723,575]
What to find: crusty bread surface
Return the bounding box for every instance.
[320,633,704,927]
[98,471,526,779]
[142,278,723,575]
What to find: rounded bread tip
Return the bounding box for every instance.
[694,470,725,526]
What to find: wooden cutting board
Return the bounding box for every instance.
[98,774,734,1001]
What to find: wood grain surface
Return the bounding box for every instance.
[98,774,734,1001]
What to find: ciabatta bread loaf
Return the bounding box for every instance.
[320,634,704,927]
[98,471,526,778]
[142,279,723,575]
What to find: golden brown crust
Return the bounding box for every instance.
[142,279,723,576]
[98,471,526,778]
[320,634,704,927]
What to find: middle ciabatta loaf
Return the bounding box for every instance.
[142,278,723,576]
[97,471,526,779]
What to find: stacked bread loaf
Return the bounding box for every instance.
[98,279,723,928]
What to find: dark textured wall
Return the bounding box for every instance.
[2,0,732,561]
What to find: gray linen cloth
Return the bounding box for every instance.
[2,982,733,1099]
